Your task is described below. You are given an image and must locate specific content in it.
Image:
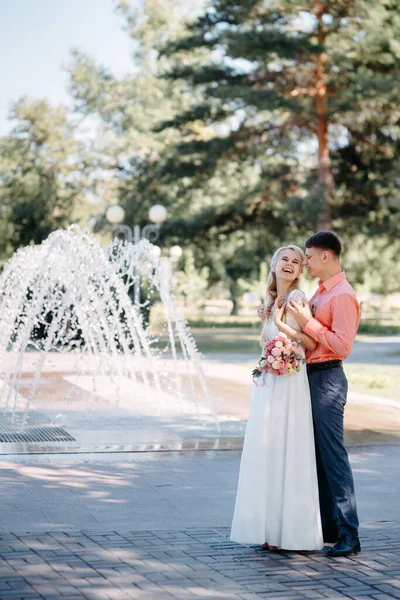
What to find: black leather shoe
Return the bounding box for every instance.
[327,534,361,557]
[323,527,340,543]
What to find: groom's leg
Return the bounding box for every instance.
[308,367,359,538]
[308,371,339,531]
[314,435,339,532]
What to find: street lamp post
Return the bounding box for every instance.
[106,204,168,245]
[105,204,168,306]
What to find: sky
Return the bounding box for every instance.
[0,0,136,135]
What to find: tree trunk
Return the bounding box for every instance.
[230,296,239,316]
[315,1,334,231]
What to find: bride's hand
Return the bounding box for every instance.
[287,298,313,329]
[273,297,285,325]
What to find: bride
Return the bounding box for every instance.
[230,245,323,551]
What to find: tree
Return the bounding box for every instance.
[343,235,400,295]
[157,0,400,236]
[65,0,400,303]
[67,0,207,228]
[0,98,89,252]
[173,248,209,311]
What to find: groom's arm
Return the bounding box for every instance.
[302,294,360,359]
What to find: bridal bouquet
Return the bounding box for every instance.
[252,333,304,381]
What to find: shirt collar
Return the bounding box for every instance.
[318,270,346,292]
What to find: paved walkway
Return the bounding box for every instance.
[1,523,400,600]
[0,335,398,598]
[0,446,400,599]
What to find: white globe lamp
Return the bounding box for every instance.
[106,205,125,225]
[170,245,183,259]
[151,245,161,258]
[148,204,167,226]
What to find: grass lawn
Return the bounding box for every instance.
[191,327,260,354]
[343,363,399,401]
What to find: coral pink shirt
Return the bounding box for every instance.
[304,271,361,364]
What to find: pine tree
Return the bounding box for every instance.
[158,0,400,235]
[65,0,400,302]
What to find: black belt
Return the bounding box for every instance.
[307,360,343,373]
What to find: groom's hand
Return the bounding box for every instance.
[257,304,266,321]
[287,299,313,330]
[257,304,271,321]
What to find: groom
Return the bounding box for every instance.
[259,231,361,557]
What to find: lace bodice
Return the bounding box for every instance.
[260,289,308,349]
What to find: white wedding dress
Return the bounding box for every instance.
[230,289,323,550]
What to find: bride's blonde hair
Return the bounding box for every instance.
[265,245,305,309]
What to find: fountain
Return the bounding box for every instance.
[0,227,219,448]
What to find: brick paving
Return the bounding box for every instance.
[0,447,399,599]
[0,523,399,600]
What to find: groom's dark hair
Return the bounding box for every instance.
[305,231,342,256]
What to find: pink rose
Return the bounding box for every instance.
[282,348,289,355]
[271,347,282,357]
[271,360,281,370]
[275,341,284,348]
[267,355,275,363]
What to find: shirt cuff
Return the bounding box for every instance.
[304,317,325,337]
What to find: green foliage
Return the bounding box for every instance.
[2,0,398,304]
[0,98,88,253]
[66,0,208,231]
[343,234,400,295]
[173,248,210,310]
[357,321,400,336]
[237,261,268,301]
[155,0,400,242]
[63,0,400,300]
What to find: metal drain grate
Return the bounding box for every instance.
[0,427,75,443]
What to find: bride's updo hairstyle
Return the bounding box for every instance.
[265,245,305,309]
